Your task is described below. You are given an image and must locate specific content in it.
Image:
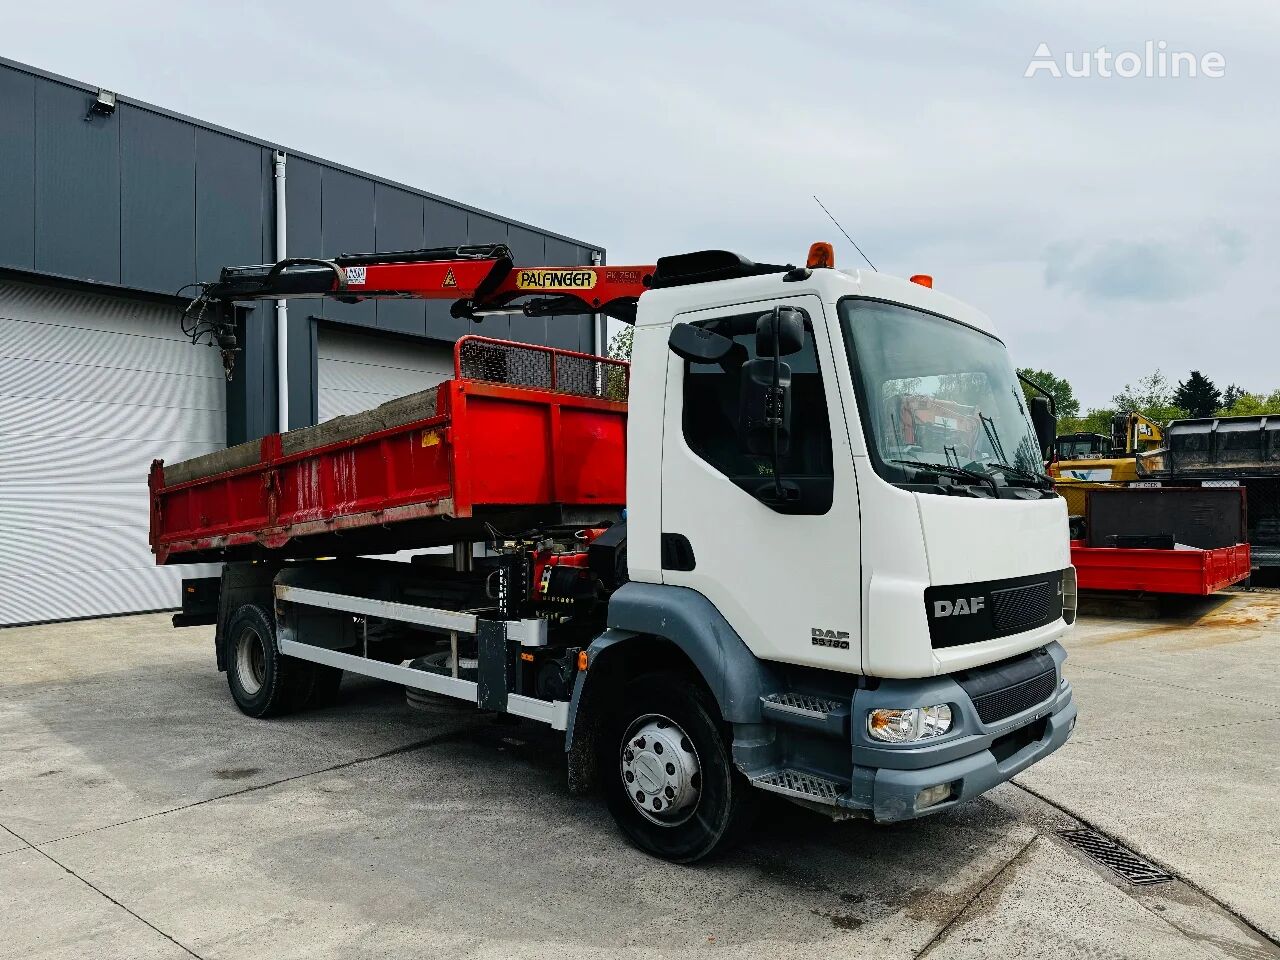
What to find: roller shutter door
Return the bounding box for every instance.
[316,327,453,422]
[0,280,224,626]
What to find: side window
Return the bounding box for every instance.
[680,309,834,514]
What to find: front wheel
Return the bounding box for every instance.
[600,674,754,862]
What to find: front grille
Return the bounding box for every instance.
[762,692,842,715]
[990,581,1054,633]
[972,669,1056,724]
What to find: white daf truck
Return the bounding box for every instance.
[159,245,1078,862]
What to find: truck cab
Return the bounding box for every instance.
[587,258,1076,854]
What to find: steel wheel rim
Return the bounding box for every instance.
[234,628,267,696]
[620,713,702,826]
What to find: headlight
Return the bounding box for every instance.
[867,704,953,743]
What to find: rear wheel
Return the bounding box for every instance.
[225,604,315,717]
[600,674,754,862]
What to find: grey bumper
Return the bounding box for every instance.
[844,641,1077,822]
[851,690,1076,821]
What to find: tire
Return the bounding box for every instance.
[600,673,755,863]
[225,603,314,717]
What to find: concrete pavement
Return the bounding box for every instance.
[1,600,1277,959]
[1018,590,1280,940]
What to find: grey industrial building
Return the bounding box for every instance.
[0,57,604,627]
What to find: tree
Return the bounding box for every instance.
[1017,368,1080,421]
[1216,389,1280,417]
[1112,370,1171,412]
[1069,408,1116,436]
[604,325,634,400]
[608,325,633,361]
[1172,370,1222,418]
[1221,383,1245,412]
[1111,370,1185,424]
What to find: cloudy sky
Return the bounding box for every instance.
[8,1,1277,408]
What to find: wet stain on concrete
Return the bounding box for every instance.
[213,767,261,780]
[810,908,864,930]
[1079,594,1280,651]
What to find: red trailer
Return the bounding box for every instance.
[1068,486,1252,595]
[1070,541,1251,595]
[149,337,628,564]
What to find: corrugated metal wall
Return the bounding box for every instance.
[0,56,603,625]
[0,279,223,625]
[316,328,453,422]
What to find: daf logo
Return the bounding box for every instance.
[811,628,851,650]
[933,597,986,618]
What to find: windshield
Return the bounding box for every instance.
[839,299,1048,491]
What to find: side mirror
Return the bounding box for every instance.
[740,358,792,456]
[669,323,734,364]
[1030,396,1056,459]
[755,307,805,357]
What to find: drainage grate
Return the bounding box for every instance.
[1058,829,1174,885]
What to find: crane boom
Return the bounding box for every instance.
[202,244,652,322]
[184,245,791,378]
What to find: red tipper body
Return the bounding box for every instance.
[149,338,628,565]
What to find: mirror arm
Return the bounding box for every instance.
[1017,371,1056,417]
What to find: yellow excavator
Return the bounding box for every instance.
[1049,412,1167,518]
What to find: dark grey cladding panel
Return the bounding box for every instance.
[506,226,546,346]
[0,68,35,270]
[195,129,264,283]
[320,167,375,327]
[34,79,120,283]
[466,214,509,341]
[374,184,426,336]
[285,155,322,259]
[225,303,275,445]
[422,198,468,342]
[121,107,196,294]
[260,148,276,263]
[1,60,601,304]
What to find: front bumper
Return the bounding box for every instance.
[850,686,1075,821]
[844,641,1076,821]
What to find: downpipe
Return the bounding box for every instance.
[273,150,289,433]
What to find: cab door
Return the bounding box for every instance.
[659,296,861,672]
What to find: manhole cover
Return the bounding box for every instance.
[1059,828,1174,885]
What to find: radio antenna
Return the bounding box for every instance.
[813,195,877,271]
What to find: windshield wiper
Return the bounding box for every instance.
[982,460,1054,489]
[889,459,998,495]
